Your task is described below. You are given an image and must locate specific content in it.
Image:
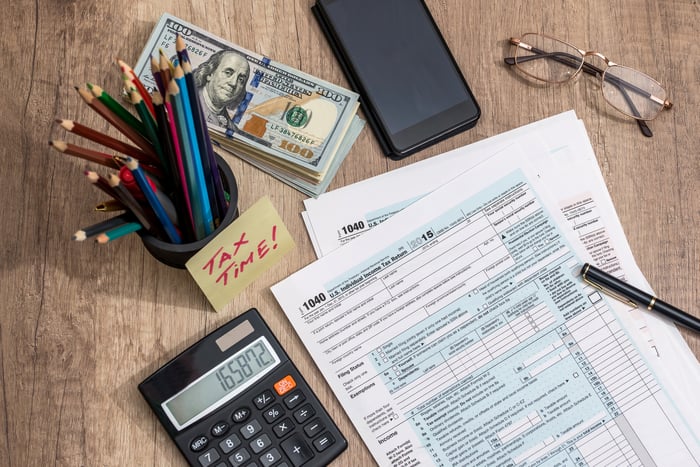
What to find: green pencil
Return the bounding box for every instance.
[96,222,143,243]
[87,83,148,138]
[130,89,167,176]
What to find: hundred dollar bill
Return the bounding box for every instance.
[133,13,361,179]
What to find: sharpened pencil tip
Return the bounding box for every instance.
[48,140,67,151]
[72,231,87,241]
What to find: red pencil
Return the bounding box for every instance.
[57,119,152,161]
[75,86,159,164]
[49,140,120,170]
[117,58,155,117]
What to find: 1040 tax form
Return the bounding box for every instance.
[272,148,699,466]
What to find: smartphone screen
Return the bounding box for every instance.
[315,0,480,158]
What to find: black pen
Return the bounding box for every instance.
[580,263,700,333]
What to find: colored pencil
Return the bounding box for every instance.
[172,65,214,237]
[95,199,126,212]
[150,55,166,96]
[85,170,119,200]
[87,83,147,137]
[96,222,143,244]
[117,58,155,116]
[118,165,147,201]
[116,165,176,224]
[75,86,159,163]
[159,50,172,90]
[72,213,134,241]
[112,154,164,180]
[49,140,120,170]
[152,91,195,241]
[107,173,158,234]
[123,157,181,243]
[130,90,167,172]
[57,119,152,161]
[179,54,226,223]
[163,91,197,240]
[167,78,211,239]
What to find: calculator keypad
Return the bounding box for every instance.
[187,373,342,467]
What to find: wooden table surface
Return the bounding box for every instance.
[1,1,698,465]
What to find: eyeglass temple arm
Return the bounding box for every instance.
[504,52,653,137]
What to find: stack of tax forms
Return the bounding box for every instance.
[134,13,364,197]
[273,111,700,466]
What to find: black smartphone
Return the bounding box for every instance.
[312,0,480,160]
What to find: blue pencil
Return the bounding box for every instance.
[172,64,214,237]
[177,36,227,220]
[167,79,207,240]
[124,157,181,244]
[179,56,223,223]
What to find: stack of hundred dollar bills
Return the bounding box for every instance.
[134,13,364,197]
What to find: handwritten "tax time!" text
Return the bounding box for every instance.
[187,197,294,311]
[203,226,279,286]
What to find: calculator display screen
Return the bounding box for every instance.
[162,336,280,430]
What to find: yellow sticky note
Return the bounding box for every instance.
[186,196,295,311]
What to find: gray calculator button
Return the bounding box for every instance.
[293,404,315,424]
[281,433,314,467]
[260,447,283,467]
[313,432,335,452]
[253,390,274,409]
[283,390,306,409]
[250,433,272,454]
[303,418,324,438]
[219,433,242,454]
[239,419,263,439]
[263,404,285,423]
[197,448,221,467]
[273,418,294,438]
[229,447,251,466]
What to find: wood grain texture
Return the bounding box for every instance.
[0,0,697,465]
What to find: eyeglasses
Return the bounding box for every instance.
[504,33,673,137]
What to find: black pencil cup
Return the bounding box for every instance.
[140,154,239,268]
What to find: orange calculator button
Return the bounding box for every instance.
[274,375,296,395]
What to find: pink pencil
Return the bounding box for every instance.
[164,96,196,236]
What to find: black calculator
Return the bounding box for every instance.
[139,308,347,467]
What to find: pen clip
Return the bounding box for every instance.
[582,275,638,308]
